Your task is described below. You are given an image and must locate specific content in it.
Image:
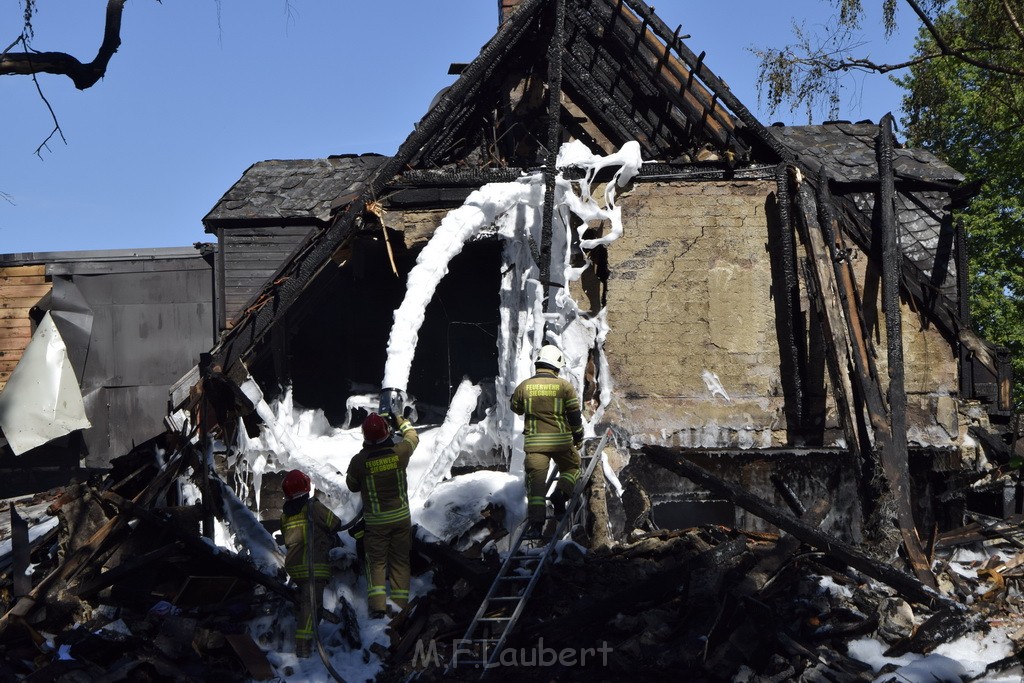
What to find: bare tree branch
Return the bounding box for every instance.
[756,0,1024,119]
[999,0,1024,47]
[0,0,127,90]
[903,0,1024,76]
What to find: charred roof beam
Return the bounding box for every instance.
[580,0,738,150]
[614,0,792,161]
[569,1,729,154]
[561,51,650,148]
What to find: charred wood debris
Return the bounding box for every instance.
[0,429,1018,681]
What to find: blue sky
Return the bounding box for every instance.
[1,1,914,254]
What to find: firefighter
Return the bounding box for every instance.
[345,411,419,618]
[280,469,341,658]
[511,344,584,539]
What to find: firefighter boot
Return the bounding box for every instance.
[551,489,568,519]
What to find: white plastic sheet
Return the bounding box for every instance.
[0,312,91,455]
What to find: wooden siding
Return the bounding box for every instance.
[0,265,50,391]
[222,226,314,327]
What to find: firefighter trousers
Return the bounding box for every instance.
[295,578,326,656]
[364,518,412,612]
[524,447,580,523]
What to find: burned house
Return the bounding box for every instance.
[0,1,1021,680]
[198,0,1014,562]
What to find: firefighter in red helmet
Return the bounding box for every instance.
[345,411,418,618]
[280,469,341,658]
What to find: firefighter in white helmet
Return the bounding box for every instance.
[511,345,583,539]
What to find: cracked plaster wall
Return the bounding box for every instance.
[597,180,785,448]
[594,179,960,451]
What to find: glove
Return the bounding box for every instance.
[572,428,584,448]
[381,411,402,431]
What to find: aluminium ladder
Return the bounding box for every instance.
[445,428,613,679]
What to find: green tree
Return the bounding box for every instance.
[758,0,1024,409]
[897,5,1024,409]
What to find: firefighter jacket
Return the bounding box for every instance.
[346,418,419,526]
[511,367,584,452]
[281,496,341,580]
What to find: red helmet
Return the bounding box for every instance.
[362,413,391,444]
[282,469,311,499]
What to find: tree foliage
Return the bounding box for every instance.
[897,3,1024,408]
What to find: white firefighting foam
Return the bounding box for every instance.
[224,141,642,680]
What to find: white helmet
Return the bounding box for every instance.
[536,345,565,371]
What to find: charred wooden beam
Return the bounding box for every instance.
[638,163,777,181]
[772,164,806,439]
[814,168,934,587]
[615,0,792,160]
[794,181,865,461]
[878,113,911,542]
[737,494,833,597]
[0,449,189,638]
[580,0,736,151]
[827,189,1001,383]
[540,0,566,310]
[562,15,674,148]
[883,606,978,657]
[600,1,733,137]
[411,529,496,591]
[561,52,648,147]
[9,505,29,599]
[98,489,295,602]
[642,446,957,611]
[71,543,182,598]
[523,536,748,646]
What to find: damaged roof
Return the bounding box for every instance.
[208,0,968,376]
[203,154,387,229]
[771,122,961,302]
[767,122,965,184]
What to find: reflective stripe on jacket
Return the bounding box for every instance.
[346,419,419,526]
[511,368,583,452]
[281,497,340,580]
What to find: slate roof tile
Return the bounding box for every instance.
[203,155,388,228]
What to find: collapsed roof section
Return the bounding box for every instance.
[205,0,791,374]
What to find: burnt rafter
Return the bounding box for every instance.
[565,8,698,154]
[414,36,545,168]
[578,0,737,153]
[562,45,655,148]
[615,0,792,161]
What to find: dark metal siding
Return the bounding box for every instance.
[46,255,216,467]
[222,226,314,326]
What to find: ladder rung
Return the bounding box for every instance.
[480,616,512,622]
[487,595,520,601]
[499,575,531,581]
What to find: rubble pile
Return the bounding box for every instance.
[0,440,291,682]
[384,523,1024,682]
[0,435,1023,682]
